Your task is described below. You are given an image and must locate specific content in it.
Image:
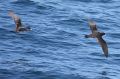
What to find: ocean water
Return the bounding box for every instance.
[0,0,120,79]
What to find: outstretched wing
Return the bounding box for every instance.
[8,10,22,27]
[9,10,19,21]
[97,37,108,57]
[88,20,98,33]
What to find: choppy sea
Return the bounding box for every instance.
[0,0,120,79]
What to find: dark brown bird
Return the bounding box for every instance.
[8,10,31,32]
[85,19,108,57]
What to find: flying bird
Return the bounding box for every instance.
[8,10,31,32]
[85,19,108,57]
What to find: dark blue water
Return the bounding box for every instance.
[0,0,120,79]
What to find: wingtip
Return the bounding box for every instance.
[105,55,108,58]
[88,20,96,26]
[104,53,108,58]
[8,10,15,16]
[104,49,109,58]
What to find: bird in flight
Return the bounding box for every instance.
[8,10,31,32]
[85,19,108,57]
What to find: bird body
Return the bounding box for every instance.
[85,19,108,57]
[85,31,105,38]
[8,10,31,32]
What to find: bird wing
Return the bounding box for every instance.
[88,20,98,33]
[97,37,108,57]
[8,10,21,24]
[8,10,22,28]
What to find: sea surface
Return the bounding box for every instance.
[0,0,120,79]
